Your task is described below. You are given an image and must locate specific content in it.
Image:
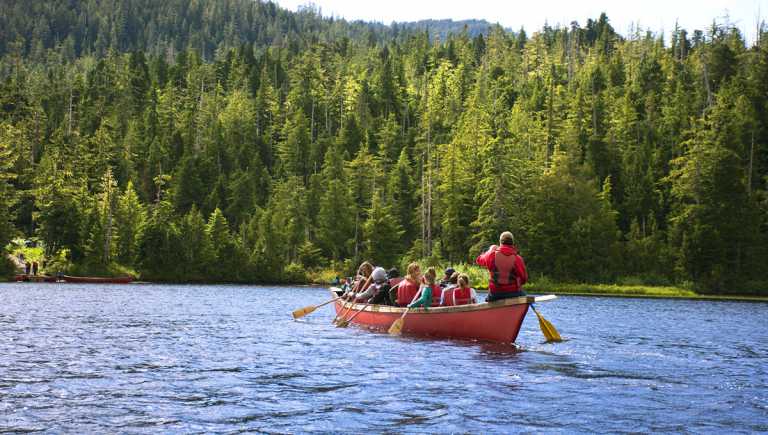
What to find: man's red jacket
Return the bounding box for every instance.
[475,244,528,293]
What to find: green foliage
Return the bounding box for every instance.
[138,201,181,280]
[283,262,309,284]
[524,155,621,282]
[177,206,214,280]
[82,168,120,268]
[115,182,146,266]
[0,123,19,249]
[0,255,16,279]
[362,191,404,267]
[297,240,326,269]
[1,5,767,293]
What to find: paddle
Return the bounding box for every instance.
[332,275,372,324]
[387,286,424,336]
[292,295,343,319]
[530,304,562,342]
[332,297,354,325]
[335,300,371,328]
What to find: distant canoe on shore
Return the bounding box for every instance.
[14,274,134,284]
[15,274,57,283]
[61,275,134,284]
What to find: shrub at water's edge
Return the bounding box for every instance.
[0,255,14,281]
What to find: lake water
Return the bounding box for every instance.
[1,283,766,433]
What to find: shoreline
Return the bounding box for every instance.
[517,291,768,303]
[4,276,766,302]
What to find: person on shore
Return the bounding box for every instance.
[395,262,422,307]
[25,261,31,275]
[439,267,455,288]
[475,231,528,302]
[354,267,389,303]
[32,261,38,276]
[408,267,441,309]
[441,273,477,306]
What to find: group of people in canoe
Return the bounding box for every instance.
[340,231,528,308]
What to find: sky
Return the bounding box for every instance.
[275,0,767,43]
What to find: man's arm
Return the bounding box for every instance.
[475,245,498,267]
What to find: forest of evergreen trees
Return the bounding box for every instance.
[1,0,767,293]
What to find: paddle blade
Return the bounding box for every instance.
[533,307,562,342]
[336,319,349,328]
[292,305,316,319]
[388,318,404,336]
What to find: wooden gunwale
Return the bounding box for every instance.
[328,287,555,313]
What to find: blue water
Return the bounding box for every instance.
[1,283,766,433]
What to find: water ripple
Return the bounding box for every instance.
[1,283,767,432]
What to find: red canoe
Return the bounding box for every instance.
[61,275,134,284]
[329,287,556,343]
[14,274,57,283]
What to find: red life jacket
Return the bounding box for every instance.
[442,287,473,306]
[396,279,420,306]
[491,249,519,287]
[430,284,442,306]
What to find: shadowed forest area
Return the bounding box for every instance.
[0,0,767,294]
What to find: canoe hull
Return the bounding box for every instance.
[330,288,543,343]
[15,274,57,283]
[61,275,134,284]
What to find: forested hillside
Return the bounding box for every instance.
[1,0,766,293]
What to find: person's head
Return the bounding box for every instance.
[357,261,374,277]
[499,231,515,246]
[406,262,421,282]
[443,267,455,280]
[371,267,387,284]
[424,267,437,285]
[387,267,399,279]
[458,273,470,288]
[449,271,459,284]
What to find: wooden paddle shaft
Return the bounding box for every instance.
[345,302,372,323]
[336,275,373,320]
[316,296,342,309]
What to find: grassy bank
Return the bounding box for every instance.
[518,283,768,302]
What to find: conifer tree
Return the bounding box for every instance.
[115,181,146,266]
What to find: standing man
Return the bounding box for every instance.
[475,231,528,302]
